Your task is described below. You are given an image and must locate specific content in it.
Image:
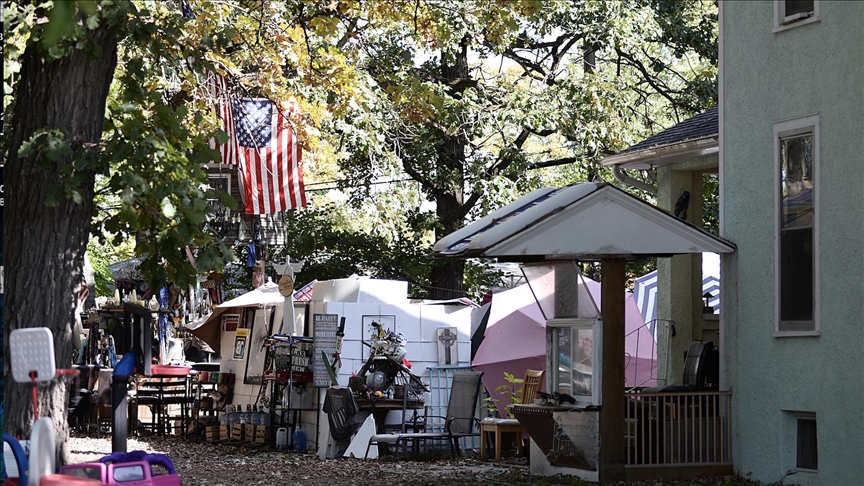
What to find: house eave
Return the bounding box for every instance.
[600,135,719,170]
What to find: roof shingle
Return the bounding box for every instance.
[619,106,718,155]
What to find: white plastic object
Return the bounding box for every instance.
[10,328,56,383]
[28,417,56,486]
[276,427,288,449]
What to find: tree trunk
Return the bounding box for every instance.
[3,21,119,466]
[429,42,469,300]
[431,191,466,300]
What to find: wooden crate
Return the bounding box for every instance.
[205,425,221,442]
[233,423,245,442]
[253,426,269,444]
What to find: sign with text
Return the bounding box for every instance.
[312,313,339,387]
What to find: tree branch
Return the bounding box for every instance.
[615,48,685,111]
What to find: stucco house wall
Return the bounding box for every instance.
[720,2,864,484]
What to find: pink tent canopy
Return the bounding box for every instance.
[472,278,656,418]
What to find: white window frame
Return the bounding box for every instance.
[794,412,818,472]
[773,0,820,33]
[773,114,819,337]
[547,318,603,406]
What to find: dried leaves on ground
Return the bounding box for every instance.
[67,434,763,486]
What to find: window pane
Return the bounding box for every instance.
[797,418,818,470]
[552,327,594,397]
[781,135,813,230]
[785,0,814,16]
[572,328,594,397]
[554,328,572,395]
[779,133,814,327]
[780,228,813,322]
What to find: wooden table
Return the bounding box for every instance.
[356,398,425,433]
[480,418,525,462]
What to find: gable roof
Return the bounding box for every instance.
[600,107,718,169]
[431,182,735,261]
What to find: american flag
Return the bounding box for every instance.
[207,73,306,214]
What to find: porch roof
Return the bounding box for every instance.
[430,182,734,261]
[600,106,718,169]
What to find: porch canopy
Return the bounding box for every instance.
[430,181,734,482]
[432,182,734,261]
[185,281,284,353]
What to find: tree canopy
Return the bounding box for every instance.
[2,0,716,461]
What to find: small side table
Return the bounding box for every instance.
[479,418,524,462]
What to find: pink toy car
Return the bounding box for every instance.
[59,451,180,486]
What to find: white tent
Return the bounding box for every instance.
[185,281,284,353]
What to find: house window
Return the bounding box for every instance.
[775,115,818,335]
[796,414,818,471]
[774,0,819,31]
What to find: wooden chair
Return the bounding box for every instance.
[479,368,545,462]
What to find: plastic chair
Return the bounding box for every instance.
[479,369,545,462]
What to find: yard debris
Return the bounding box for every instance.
[67,434,761,485]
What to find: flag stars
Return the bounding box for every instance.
[234,100,272,148]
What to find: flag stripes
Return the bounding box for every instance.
[207,71,306,214]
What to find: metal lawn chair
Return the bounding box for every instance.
[365,370,483,459]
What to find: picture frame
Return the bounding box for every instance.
[222,313,241,332]
[233,329,249,360]
[243,306,277,385]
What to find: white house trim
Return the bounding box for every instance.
[773,114,820,336]
[772,0,820,33]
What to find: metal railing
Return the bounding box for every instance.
[624,390,731,466]
[625,319,673,390]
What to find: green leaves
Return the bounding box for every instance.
[18,128,71,162]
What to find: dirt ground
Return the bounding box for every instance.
[67,434,761,486]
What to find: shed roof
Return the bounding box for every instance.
[431,183,734,261]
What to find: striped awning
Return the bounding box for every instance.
[633,271,720,340]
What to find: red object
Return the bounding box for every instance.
[264,370,312,382]
[208,73,306,214]
[30,371,39,420]
[402,357,412,370]
[39,474,101,485]
[149,365,190,377]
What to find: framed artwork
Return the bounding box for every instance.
[222,313,241,332]
[244,307,276,384]
[233,329,249,360]
[361,315,396,361]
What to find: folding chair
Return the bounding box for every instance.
[365,371,483,459]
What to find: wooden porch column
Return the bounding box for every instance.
[599,258,626,482]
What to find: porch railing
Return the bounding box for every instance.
[624,390,731,466]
